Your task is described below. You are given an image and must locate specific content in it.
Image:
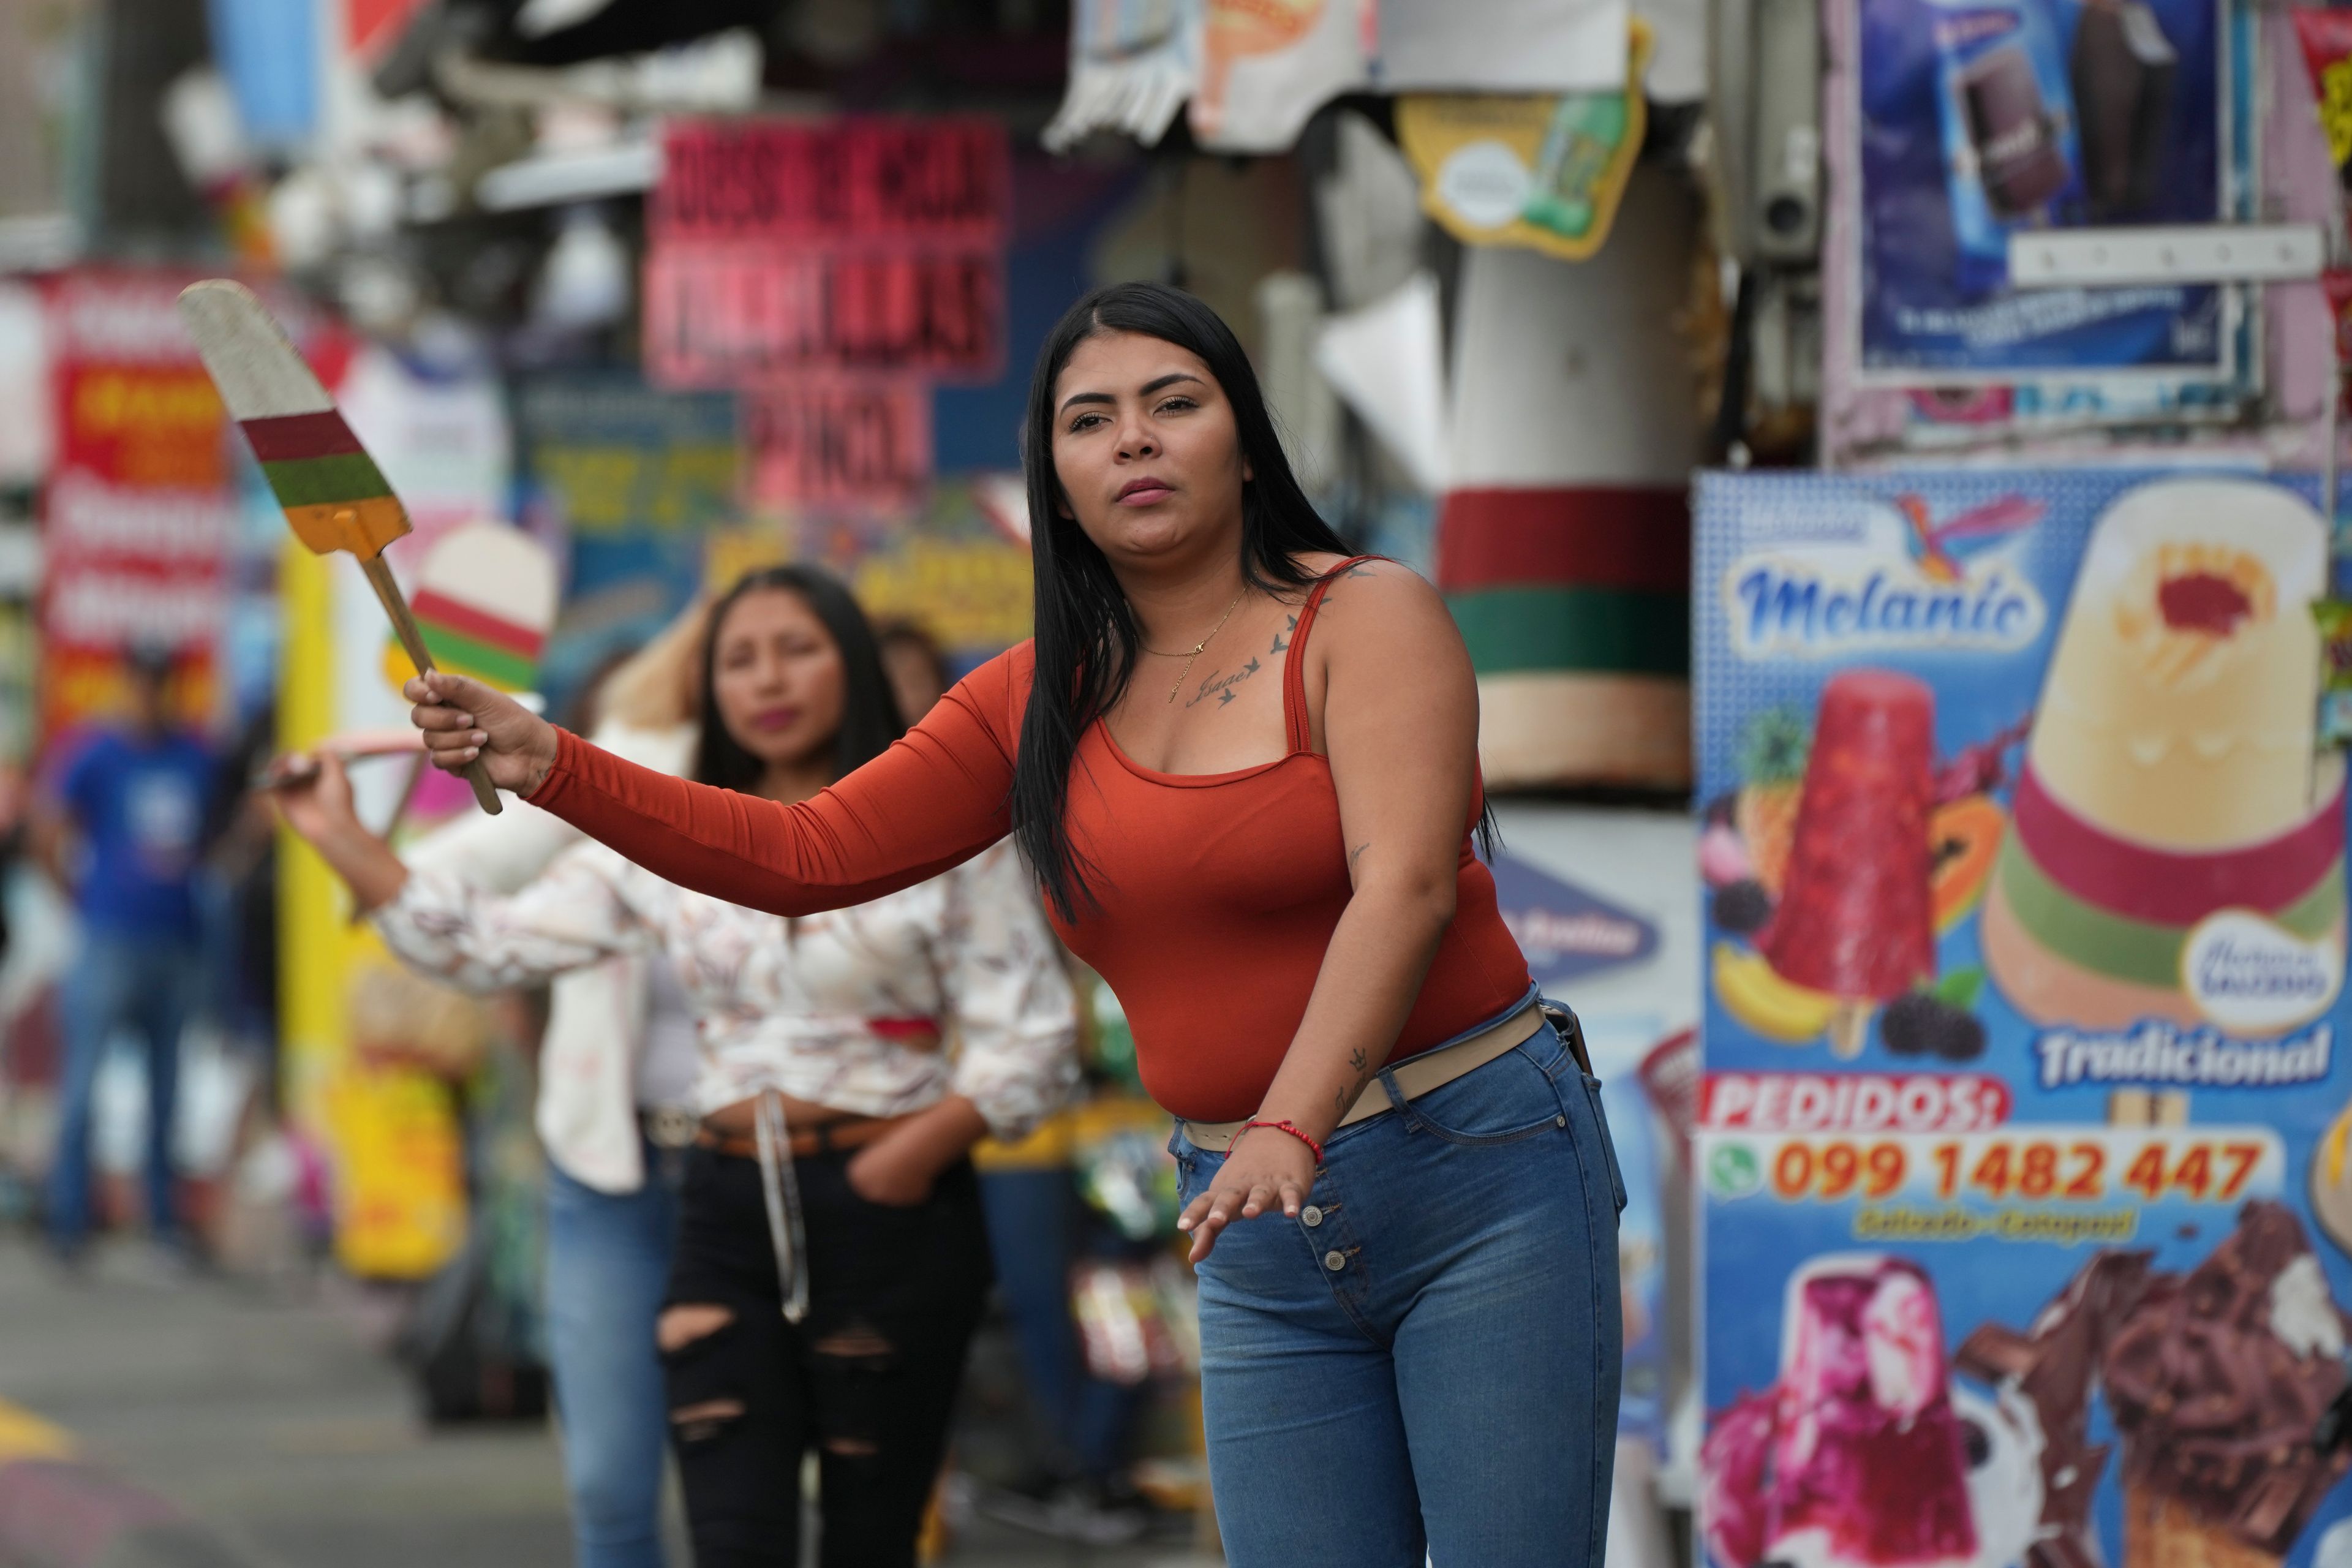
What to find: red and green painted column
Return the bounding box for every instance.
[1439,168,1700,791]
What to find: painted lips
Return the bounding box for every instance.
[1116,478,1174,504]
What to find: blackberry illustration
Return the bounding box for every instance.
[1929,1008,1987,1061]
[1880,992,1985,1060]
[1713,880,1773,935]
[1880,993,1940,1057]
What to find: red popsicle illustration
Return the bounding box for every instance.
[1761,670,1939,1057]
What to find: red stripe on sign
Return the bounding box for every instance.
[410,589,545,658]
[2011,761,2346,924]
[240,410,366,462]
[1436,487,1691,594]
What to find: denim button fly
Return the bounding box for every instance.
[1301,1205,1323,1227]
[1323,1250,1346,1272]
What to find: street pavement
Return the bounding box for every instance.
[0,1235,1215,1568]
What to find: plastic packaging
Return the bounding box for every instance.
[1931,0,2082,295]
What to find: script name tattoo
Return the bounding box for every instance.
[1185,656,1262,709]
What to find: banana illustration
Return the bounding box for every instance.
[1714,941,1839,1044]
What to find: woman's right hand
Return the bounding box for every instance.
[265,750,361,848]
[262,750,412,913]
[404,673,560,796]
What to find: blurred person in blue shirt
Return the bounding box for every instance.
[33,643,217,1264]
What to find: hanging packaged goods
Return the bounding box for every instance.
[1844,0,2230,382]
[1374,0,1636,93]
[2294,9,2352,238]
[1694,469,2352,1568]
[1043,0,1662,151]
[1189,0,1371,153]
[1395,22,1652,263]
[643,118,1011,389]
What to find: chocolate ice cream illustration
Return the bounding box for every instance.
[1957,1204,2352,1568]
[2105,1204,2351,1568]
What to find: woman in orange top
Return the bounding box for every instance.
[404,282,1626,1567]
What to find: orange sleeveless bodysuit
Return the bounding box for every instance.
[527,562,1533,1122]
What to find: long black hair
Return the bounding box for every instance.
[1012,282,1352,921]
[692,564,907,792]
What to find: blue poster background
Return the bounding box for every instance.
[1695,468,2352,1568]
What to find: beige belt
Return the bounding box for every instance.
[1180,1000,1548,1154]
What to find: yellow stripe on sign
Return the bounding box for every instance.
[0,1397,75,1462]
[281,496,409,560]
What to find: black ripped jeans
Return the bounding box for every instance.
[661,1144,991,1567]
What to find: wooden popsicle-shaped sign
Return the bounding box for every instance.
[178,279,502,814]
[397,524,559,695]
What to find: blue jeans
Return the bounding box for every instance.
[545,1144,684,1568]
[1172,1008,1626,1567]
[49,934,198,1250]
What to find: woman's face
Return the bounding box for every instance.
[1049,330,1251,568]
[708,587,846,775]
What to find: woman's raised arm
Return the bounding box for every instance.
[405,653,1026,918]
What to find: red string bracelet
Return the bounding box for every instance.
[1240,1118,1324,1164]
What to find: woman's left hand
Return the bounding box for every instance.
[1179,1126,1318,1264]
[845,1136,938,1207]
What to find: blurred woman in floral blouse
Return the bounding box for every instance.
[271,565,1080,1568]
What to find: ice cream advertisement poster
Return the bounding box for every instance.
[1843,0,2236,380]
[1694,468,2352,1568]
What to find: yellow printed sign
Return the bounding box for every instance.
[323,1050,469,1279]
[705,501,1035,654]
[1396,21,1652,263]
[279,541,469,1281]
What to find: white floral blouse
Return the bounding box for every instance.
[373,839,1080,1140]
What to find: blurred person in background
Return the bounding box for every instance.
[387,600,706,1568]
[200,702,284,1087]
[32,642,217,1266]
[874,619,951,725]
[875,614,1155,1544]
[273,565,1080,1568]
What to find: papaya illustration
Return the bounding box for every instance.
[1929,794,2004,932]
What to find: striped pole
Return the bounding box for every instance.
[1439,167,1701,790]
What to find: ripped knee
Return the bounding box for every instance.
[660,1303,745,1446]
[657,1302,734,1354]
[669,1398,744,1443]
[813,1324,892,1361]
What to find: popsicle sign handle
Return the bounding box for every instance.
[360,556,503,816]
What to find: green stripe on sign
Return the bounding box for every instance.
[1999,830,2344,987]
[1445,586,1689,677]
[259,453,394,508]
[421,626,536,691]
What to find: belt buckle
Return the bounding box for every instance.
[646,1106,699,1150]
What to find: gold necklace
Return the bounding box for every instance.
[1144,586,1247,704]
